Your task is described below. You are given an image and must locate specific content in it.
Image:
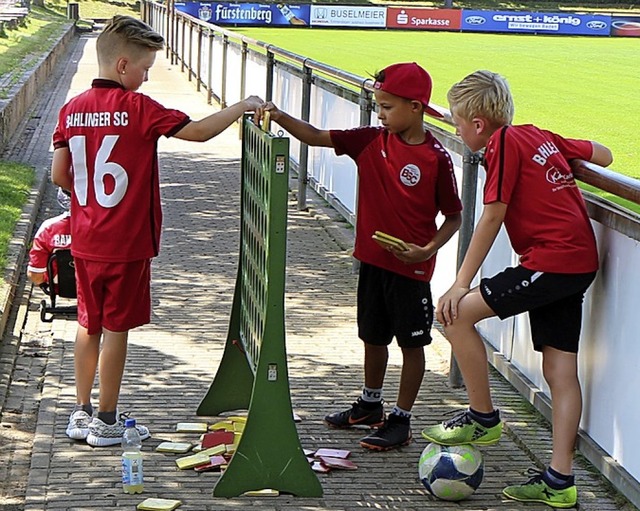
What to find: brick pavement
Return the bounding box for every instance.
[0,32,636,511]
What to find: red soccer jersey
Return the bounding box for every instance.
[483,124,598,273]
[52,79,191,262]
[330,126,462,282]
[28,212,72,283]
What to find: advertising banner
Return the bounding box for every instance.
[310,5,386,27]
[461,10,610,36]
[174,2,310,26]
[387,8,461,30]
[610,16,640,37]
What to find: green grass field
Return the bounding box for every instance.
[234,28,638,190]
[0,162,34,271]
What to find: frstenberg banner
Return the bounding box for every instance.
[386,8,461,30]
[309,5,386,27]
[174,2,311,26]
[461,10,611,36]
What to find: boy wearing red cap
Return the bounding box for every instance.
[420,70,612,507]
[260,62,462,450]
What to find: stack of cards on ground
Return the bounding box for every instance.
[169,416,246,472]
[307,448,357,473]
[136,498,181,511]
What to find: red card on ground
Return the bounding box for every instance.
[201,430,235,449]
[194,455,227,472]
[319,456,358,470]
[311,461,331,473]
[314,448,350,459]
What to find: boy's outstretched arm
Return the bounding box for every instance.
[51,147,73,190]
[175,96,264,142]
[259,102,333,148]
[590,141,613,167]
[437,201,507,326]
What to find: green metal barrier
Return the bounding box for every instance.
[197,114,322,498]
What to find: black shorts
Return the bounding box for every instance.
[357,262,433,349]
[479,266,596,353]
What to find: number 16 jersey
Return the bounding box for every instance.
[52,79,191,262]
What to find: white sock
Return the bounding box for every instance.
[361,386,383,403]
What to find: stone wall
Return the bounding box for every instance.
[0,24,76,153]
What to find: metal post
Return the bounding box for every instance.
[187,22,193,81]
[240,42,248,100]
[448,147,480,388]
[221,35,228,108]
[207,31,213,105]
[169,0,176,64]
[297,65,312,211]
[196,28,202,90]
[265,51,274,102]
[359,88,373,127]
[180,19,186,73]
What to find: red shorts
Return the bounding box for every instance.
[75,257,151,335]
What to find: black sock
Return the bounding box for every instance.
[98,411,117,425]
[74,403,93,416]
[543,467,574,489]
[468,407,500,427]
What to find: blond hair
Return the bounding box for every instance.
[97,15,164,66]
[447,70,514,126]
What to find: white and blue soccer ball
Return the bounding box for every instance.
[418,443,484,501]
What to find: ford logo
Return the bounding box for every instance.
[465,15,486,25]
[586,20,607,30]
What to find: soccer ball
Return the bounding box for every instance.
[418,443,484,501]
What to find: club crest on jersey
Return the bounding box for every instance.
[399,164,421,187]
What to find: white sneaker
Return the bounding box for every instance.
[66,410,92,440]
[86,414,150,447]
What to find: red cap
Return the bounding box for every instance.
[373,62,443,119]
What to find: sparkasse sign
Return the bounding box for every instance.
[387,8,461,30]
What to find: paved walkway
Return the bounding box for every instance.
[0,33,635,511]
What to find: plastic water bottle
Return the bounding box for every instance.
[121,418,144,494]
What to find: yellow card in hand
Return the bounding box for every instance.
[372,231,409,252]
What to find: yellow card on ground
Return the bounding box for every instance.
[137,498,182,511]
[175,452,211,470]
[209,420,234,431]
[176,422,208,433]
[156,442,193,454]
[199,444,227,457]
[243,489,279,497]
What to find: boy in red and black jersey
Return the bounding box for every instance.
[420,70,613,508]
[51,15,263,447]
[260,62,462,451]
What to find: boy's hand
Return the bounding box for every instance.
[262,101,283,121]
[253,101,283,129]
[436,285,471,326]
[243,95,265,112]
[389,243,433,264]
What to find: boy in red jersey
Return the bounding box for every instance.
[420,70,613,508]
[27,187,72,286]
[51,15,263,447]
[260,62,462,451]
